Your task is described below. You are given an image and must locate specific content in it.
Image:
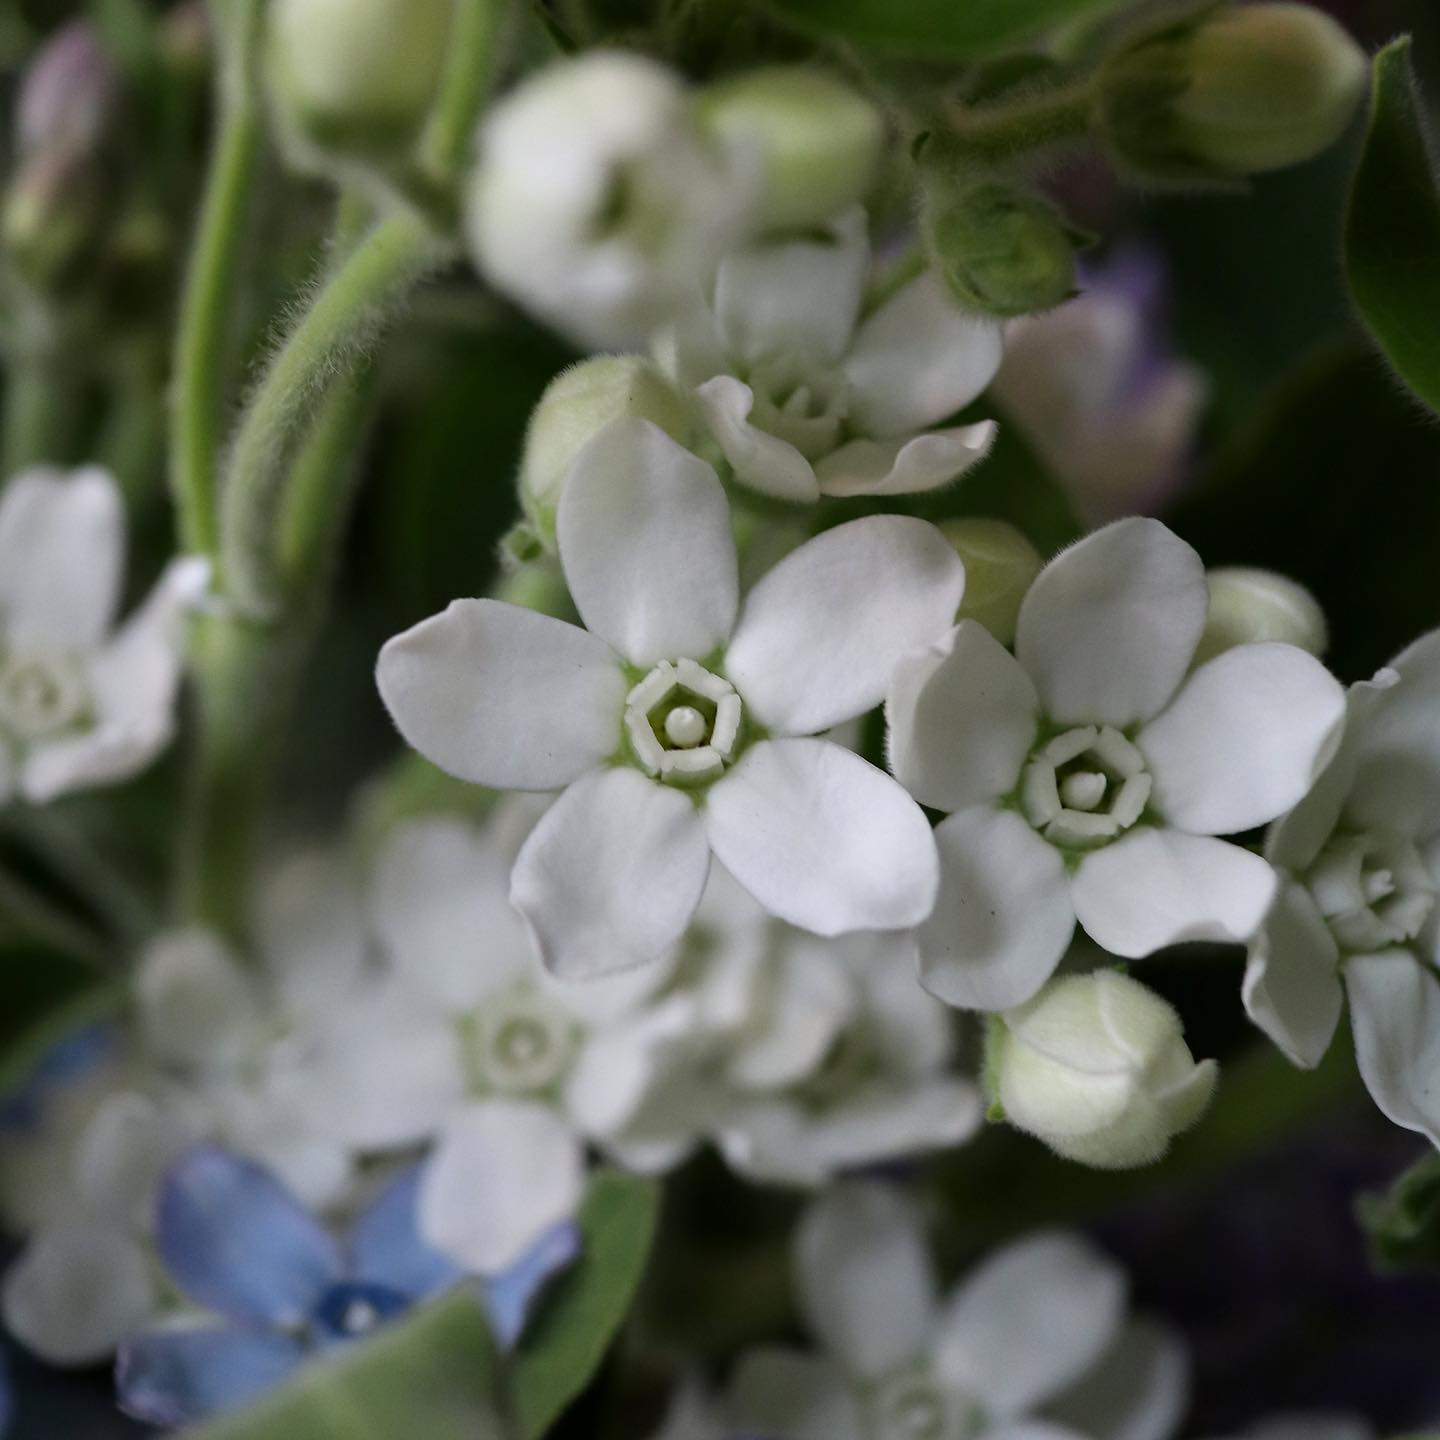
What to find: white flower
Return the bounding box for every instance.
[991,970,1217,1168]
[1243,627,1440,1145]
[656,208,1001,503]
[887,517,1346,1012]
[378,418,960,980]
[467,51,757,349]
[726,1182,1188,1440]
[0,466,207,804]
[291,816,703,1274]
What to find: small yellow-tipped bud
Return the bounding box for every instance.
[520,358,694,543]
[1194,566,1328,665]
[940,518,1043,646]
[1098,3,1368,183]
[695,68,884,233]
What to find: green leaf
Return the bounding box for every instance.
[508,1171,660,1440]
[755,0,1131,59]
[0,942,122,1098]
[1344,37,1440,416]
[1357,1152,1440,1274]
[181,1289,507,1440]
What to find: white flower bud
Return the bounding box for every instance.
[467,52,757,349]
[940,518,1042,646]
[1194,566,1328,665]
[520,358,694,543]
[268,0,455,150]
[992,970,1217,1169]
[694,67,884,233]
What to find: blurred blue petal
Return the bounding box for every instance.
[348,1165,461,1300]
[116,1324,304,1426]
[156,1145,342,1325]
[309,1280,413,1348]
[483,1220,582,1349]
[0,1024,117,1130]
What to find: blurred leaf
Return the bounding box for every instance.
[755,0,1133,59]
[182,1290,506,1440]
[1167,341,1440,681]
[1345,37,1440,416]
[509,1171,660,1440]
[1358,1152,1440,1273]
[0,941,121,1098]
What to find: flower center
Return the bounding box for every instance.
[868,1369,976,1440]
[746,354,849,459]
[624,658,742,786]
[1305,831,1436,953]
[310,1281,410,1346]
[467,985,578,1097]
[1020,724,1152,849]
[0,648,90,744]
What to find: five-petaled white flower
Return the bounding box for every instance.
[1244,627,1440,1146]
[0,466,207,804]
[656,208,1001,504]
[377,418,961,980]
[726,1181,1188,1440]
[887,517,1347,1011]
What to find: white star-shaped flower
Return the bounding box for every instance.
[0,466,207,805]
[377,418,961,980]
[657,208,1002,503]
[1244,627,1440,1145]
[887,516,1347,1011]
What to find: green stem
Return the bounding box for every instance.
[169,0,264,556]
[219,207,447,617]
[945,81,1095,163]
[0,864,110,966]
[417,0,509,188]
[1,350,87,474]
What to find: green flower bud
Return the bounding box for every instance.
[1193,566,1328,666]
[922,173,1079,318]
[268,0,455,153]
[695,68,884,232]
[520,358,694,544]
[1097,3,1368,183]
[940,518,1043,646]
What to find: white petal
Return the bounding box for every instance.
[794,1183,937,1379]
[712,213,868,365]
[2,1225,157,1365]
[695,376,821,502]
[815,422,997,499]
[1016,519,1207,728]
[1345,950,1440,1147]
[916,806,1074,1012]
[511,767,711,979]
[1242,881,1343,1069]
[0,466,123,650]
[135,929,260,1069]
[727,1349,865,1440]
[377,599,624,790]
[706,738,938,936]
[420,1100,585,1275]
[727,516,965,736]
[933,1231,1126,1416]
[1072,830,1278,958]
[1139,643,1345,836]
[372,817,534,1011]
[74,1091,188,1230]
[844,274,1003,436]
[1045,1318,1189,1440]
[558,417,738,666]
[887,621,1038,812]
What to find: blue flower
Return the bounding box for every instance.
[116,1145,579,1427]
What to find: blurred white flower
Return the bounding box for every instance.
[1244,627,1440,1145]
[657,208,1000,503]
[991,250,1206,524]
[378,418,960,980]
[991,970,1216,1169]
[726,1182,1188,1440]
[467,51,757,349]
[887,517,1345,1011]
[0,466,207,804]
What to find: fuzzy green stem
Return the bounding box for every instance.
[219,208,447,617]
[417,0,509,188]
[169,0,264,556]
[945,81,1095,163]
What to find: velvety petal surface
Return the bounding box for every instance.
[1346,950,1440,1147]
[694,376,821,501]
[814,422,997,498]
[1242,881,1343,1069]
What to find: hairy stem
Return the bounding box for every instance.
[944,81,1095,163]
